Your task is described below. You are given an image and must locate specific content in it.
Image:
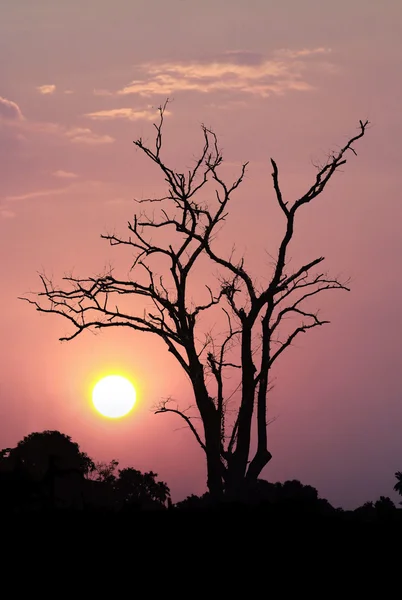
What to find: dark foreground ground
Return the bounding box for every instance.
[5,501,402,531]
[3,504,400,584]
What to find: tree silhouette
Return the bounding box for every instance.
[13,430,95,478]
[1,430,95,510]
[278,479,318,502]
[354,501,376,522]
[175,493,211,510]
[90,459,119,484]
[0,431,171,513]
[374,496,396,511]
[394,471,402,503]
[374,496,397,522]
[21,102,369,501]
[114,468,170,510]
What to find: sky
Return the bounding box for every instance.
[0,0,401,509]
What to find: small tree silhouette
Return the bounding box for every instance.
[374,496,397,521]
[90,459,119,484]
[1,430,95,510]
[13,430,95,478]
[393,471,402,505]
[21,102,368,501]
[114,468,170,510]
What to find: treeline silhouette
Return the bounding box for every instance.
[1,430,401,523]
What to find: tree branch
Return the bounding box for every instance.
[294,120,369,210]
[269,318,330,367]
[154,398,206,452]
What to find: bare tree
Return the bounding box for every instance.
[21,101,368,501]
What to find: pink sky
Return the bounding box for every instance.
[1,0,401,508]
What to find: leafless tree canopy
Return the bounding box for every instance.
[21,100,368,499]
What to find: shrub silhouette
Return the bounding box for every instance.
[0,430,170,513]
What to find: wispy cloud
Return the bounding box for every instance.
[1,181,107,219]
[19,118,112,144]
[85,107,169,122]
[24,121,115,144]
[52,170,78,179]
[0,97,114,145]
[37,84,56,95]
[1,179,125,220]
[206,99,248,110]
[275,47,331,58]
[93,89,113,97]
[0,209,16,219]
[114,47,332,98]
[65,127,115,145]
[0,96,24,121]
[5,187,71,202]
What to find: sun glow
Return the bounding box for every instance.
[92,375,137,418]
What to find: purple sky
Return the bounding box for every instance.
[1,0,401,508]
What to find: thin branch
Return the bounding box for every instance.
[276,257,325,294]
[294,120,369,210]
[270,280,350,334]
[271,159,288,216]
[269,319,330,367]
[154,398,206,452]
[191,285,226,318]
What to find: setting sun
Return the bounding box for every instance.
[92,375,136,419]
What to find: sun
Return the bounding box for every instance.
[92,375,136,419]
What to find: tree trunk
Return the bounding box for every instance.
[204,419,224,501]
[226,323,255,498]
[246,449,272,481]
[247,317,272,481]
[189,358,224,502]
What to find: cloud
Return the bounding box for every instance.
[0,209,16,219]
[85,107,168,122]
[24,121,114,144]
[5,187,71,202]
[1,181,107,219]
[0,96,24,121]
[65,127,115,145]
[114,47,333,99]
[275,47,331,58]
[37,84,56,95]
[221,50,267,65]
[0,103,115,147]
[93,89,113,97]
[206,99,248,110]
[52,170,78,179]
[2,180,108,211]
